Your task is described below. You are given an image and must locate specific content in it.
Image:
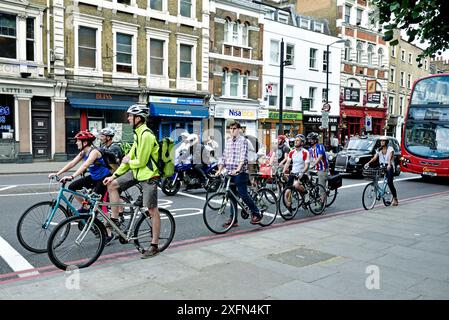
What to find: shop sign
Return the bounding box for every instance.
[269,111,303,120]
[367,92,381,103]
[343,87,360,102]
[215,106,257,120]
[0,87,32,94]
[258,109,269,119]
[0,105,13,132]
[149,96,203,105]
[304,115,338,124]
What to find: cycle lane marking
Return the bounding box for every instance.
[0,186,16,192]
[0,237,39,278]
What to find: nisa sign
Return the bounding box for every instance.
[228,109,256,119]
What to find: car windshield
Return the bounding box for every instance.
[344,139,375,151]
[404,123,449,159]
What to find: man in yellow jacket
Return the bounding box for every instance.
[104,104,161,258]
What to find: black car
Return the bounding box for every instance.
[334,135,401,176]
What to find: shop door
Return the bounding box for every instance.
[31,98,51,160]
[66,118,80,157]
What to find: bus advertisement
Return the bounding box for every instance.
[401,74,449,177]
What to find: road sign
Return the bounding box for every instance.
[321,111,329,129]
[365,116,372,132]
[322,103,331,112]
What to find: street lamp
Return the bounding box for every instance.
[279,38,292,136]
[325,39,345,147]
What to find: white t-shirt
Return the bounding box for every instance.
[288,148,310,174]
[376,146,394,165]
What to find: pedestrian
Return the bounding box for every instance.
[216,121,262,227]
[331,134,339,153]
[103,104,162,258]
[364,136,398,206]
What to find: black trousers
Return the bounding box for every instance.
[386,167,398,199]
[68,174,111,197]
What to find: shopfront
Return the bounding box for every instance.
[258,110,303,149]
[339,106,387,142]
[66,91,139,156]
[148,96,209,142]
[303,114,339,146]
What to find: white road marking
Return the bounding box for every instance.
[339,176,421,189]
[0,237,38,277]
[0,186,16,192]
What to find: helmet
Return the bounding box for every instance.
[74,130,96,141]
[180,132,189,139]
[127,104,149,119]
[100,127,115,137]
[307,132,319,141]
[277,135,286,142]
[295,134,305,141]
[187,133,199,143]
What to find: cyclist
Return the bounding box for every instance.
[216,121,262,228]
[98,127,123,162]
[364,136,398,206]
[307,132,329,192]
[48,130,112,215]
[103,104,161,258]
[282,134,310,210]
[277,135,291,169]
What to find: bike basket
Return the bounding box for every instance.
[362,167,385,179]
[327,174,342,190]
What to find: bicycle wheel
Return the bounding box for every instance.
[382,184,393,206]
[133,208,175,253]
[308,183,327,215]
[278,186,302,220]
[47,215,106,270]
[17,201,71,253]
[325,188,337,207]
[205,177,223,200]
[362,182,378,210]
[203,192,236,234]
[255,188,278,227]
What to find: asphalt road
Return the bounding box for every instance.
[0,172,448,281]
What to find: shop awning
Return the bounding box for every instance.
[69,98,136,110]
[149,103,208,118]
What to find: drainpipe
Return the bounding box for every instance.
[47,0,51,76]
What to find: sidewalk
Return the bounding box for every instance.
[1,192,449,300]
[0,161,79,175]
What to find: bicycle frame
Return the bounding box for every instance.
[372,173,389,199]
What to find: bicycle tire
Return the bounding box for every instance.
[256,188,278,227]
[133,208,175,253]
[47,215,106,270]
[308,183,327,215]
[161,177,181,196]
[17,201,71,253]
[278,186,302,220]
[362,182,377,210]
[325,188,337,207]
[203,192,237,234]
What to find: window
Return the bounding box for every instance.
[179,44,192,78]
[407,74,412,89]
[323,50,328,72]
[78,26,97,68]
[269,84,278,107]
[378,48,384,67]
[26,17,35,61]
[424,60,428,70]
[285,85,293,108]
[232,22,238,43]
[221,70,227,95]
[150,39,164,75]
[309,48,317,69]
[309,87,316,109]
[322,88,328,103]
[356,42,363,63]
[408,53,412,64]
[300,17,309,29]
[345,5,351,23]
[286,44,295,66]
[150,0,162,10]
[117,0,131,4]
[399,96,404,115]
[400,71,405,87]
[278,13,289,24]
[367,45,373,65]
[116,33,132,73]
[390,67,395,83]
[401,49,405,61]
[313,22,323,32]
[0,13,17,59]
[391,45,396,58]
[270,40,279,64]
[224,20,249,46]
[344,40,351,61]
[389,96,394,114]
[242,73,248,98]
[180,0,192,18]
[230,71,239,96]
[356,8,363,25]
[242,23,248,47]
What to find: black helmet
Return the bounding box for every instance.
[307,132,319,141]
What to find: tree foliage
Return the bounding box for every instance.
[372,0,449,65]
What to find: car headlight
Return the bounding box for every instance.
[354,157,360,163]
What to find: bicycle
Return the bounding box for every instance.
[309,170,342,208]
[203,173,278,234]
[16,177,140,253]
[362,166,393,210]
[47,188,175,270]
[278,172,327,220]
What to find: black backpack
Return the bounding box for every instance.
[95,147,120,172]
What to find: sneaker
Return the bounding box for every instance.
[141,246,159,259]
[250,214,262,225]
[392,198,399,206]
[222,219,239,228]
[104,235,114,246]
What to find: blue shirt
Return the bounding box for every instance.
[84,149,111,180]
[309,144,328,171]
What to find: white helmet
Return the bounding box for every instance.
[100,127,115,137]
[127,104,149,119]
[187,133,199,144]
[180,132,189,139]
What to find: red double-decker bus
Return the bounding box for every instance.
[401,74,449,177]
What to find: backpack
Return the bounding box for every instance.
[144,129,175,178]
[114,141,132,161]
[95,147,120,172]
